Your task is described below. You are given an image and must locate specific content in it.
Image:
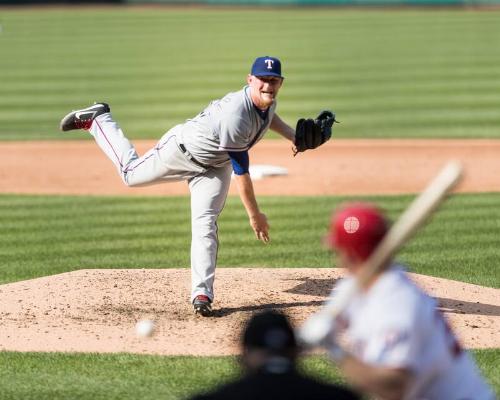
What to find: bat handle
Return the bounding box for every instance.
[298,279,359,346]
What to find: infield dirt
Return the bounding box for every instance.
[1,139,500,196]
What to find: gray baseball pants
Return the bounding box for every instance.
[89,113,232,303]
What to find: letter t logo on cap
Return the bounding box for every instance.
[251,56,283,78]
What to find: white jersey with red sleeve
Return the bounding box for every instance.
[332,266,495,400]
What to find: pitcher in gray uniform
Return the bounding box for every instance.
[60,56,298,316]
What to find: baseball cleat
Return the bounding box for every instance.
[193,295,213,317]
[59,102,110,132]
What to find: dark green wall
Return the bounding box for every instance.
[1,0,499,5]
[127,0,500,4]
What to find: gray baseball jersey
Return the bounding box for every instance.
[179,85,277,165]
[86,85,276,304]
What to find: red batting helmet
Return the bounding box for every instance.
[326,202,389,261]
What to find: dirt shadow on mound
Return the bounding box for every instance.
[213,300,325,318]
[284,279,500,318]
[437,297,500,317]
[284,277,340,297]
[212,277,341,317]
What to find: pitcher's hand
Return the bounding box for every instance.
[250,212,270,243]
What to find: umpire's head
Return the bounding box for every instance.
[241,310,298,372]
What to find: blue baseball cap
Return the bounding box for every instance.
[251,56,284,78]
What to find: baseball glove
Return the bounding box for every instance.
[293,110,337,155]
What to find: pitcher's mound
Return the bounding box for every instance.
[0,268,498,356]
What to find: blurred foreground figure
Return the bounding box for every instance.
[190,310,359,400]
[321,202,494,400]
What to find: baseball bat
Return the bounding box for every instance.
[298,161,464,346]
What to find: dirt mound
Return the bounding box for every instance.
[0,268,498,356]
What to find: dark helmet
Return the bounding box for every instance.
[243,310,296,354]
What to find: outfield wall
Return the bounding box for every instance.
[127,0,500,3]
[2,0,500,5]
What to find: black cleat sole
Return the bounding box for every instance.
[194,304,213,317]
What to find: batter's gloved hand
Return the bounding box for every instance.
[293,110,338,156]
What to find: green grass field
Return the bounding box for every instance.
[1,8,500,140]
[0,351,498,400]
[1,192,500,288]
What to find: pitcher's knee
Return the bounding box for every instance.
[192,216,218,237]
[121,173,141,187]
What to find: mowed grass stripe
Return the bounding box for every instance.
[2,104,499,122]
[3,72,500,95]
[0,351,497,400]
[3,84,500,125]
[2,77,499,96]
[1,9,499,140]
[0,193,498,288]
[3,9,498,35]
[1,122,492,140]
[2,91,500,115]
[3,55,499,81]
[3,76,497,93]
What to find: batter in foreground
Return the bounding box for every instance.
[59,56,335,316]
[322,202,495,400]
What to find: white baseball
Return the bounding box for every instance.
[135,319,155,337]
